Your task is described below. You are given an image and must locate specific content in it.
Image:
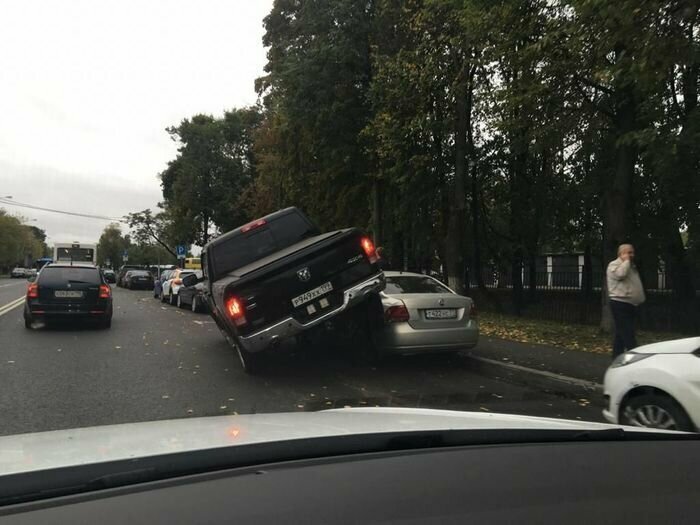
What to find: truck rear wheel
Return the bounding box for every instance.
[223,331,265,374]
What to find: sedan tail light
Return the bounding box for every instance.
[99,285,111,299]
[385,303,410,323]
[361,236,379,264]
[225,296,247,327]
[27,283,39,299]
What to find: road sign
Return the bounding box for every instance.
[176,245,186,258]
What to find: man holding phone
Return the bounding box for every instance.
[606,243,646,358]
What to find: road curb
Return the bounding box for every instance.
[464,354,604,402]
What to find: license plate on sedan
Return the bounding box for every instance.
[54,290,83,298]
[291,282,333,308]
[425,308,457,319]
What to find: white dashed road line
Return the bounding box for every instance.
[0,297,25,317]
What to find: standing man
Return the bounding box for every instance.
[606,243,646,358]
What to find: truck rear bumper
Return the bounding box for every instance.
[238,272,385,353]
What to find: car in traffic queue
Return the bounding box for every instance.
[23,263,113,329]
[11,267,27,278]
[153,269,173,299]
[377,271,478,355]
[176,270,207,312]
[116,264,146,287]
[161,268,196,305]
[603,337,700,432]
[123,270,155,290]
[102,269,117,284]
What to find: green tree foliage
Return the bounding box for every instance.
[97,222,176,268]
[96,223,129,268]
[0,210,46,271]
[151,0,698,326]
[159,108,263,246]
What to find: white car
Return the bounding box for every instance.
[603,337,700,432]
[11,267,27,278]
[161,268,196,305]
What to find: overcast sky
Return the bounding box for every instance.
[0,0,274,245]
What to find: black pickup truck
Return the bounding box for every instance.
[184,207,385,373]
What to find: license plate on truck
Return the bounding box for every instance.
[425,309,457,319]
[291,282,333,308]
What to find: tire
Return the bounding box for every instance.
[620,393,694,432]
[191,296,198,313]
[102,315,112,329]
[24,316,32,329]
[177,294,185,309]
[236,344,266,374]
[223,332,265,374]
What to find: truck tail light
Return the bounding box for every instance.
[361,236,379,264]
[385,303,410,323]
[469,302,477,319]
[241,218,267,233]
[226,296,247,327]
[99,285,111,299]
[27,283,39,299]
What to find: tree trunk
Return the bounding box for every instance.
[445,72,469,294]
[600,77,638,332]
[470,161,485,290]
[371,178,383,246]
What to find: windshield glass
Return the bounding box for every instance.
[1,0,698,483]
[38,268,102,286]
[385,276,452,295]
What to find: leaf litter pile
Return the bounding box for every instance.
[479,312,687,355]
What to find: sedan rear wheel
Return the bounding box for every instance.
[621,393,694,432]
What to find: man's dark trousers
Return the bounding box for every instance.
[610,299,637,358]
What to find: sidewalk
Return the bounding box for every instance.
[463,336,612,400]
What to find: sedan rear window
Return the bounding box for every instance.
[384,276,452,295]
[130,271,153,277]
[39,267,102,286]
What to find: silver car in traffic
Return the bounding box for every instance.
[378,271,478,354]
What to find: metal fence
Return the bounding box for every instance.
[466,266,700,334]
[469,266,691,294]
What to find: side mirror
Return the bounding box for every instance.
[181,273,201,287]
[27,276,36,283]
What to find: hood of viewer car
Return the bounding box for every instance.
[0,407,645,476]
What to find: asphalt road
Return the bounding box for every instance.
[0,278,604,436]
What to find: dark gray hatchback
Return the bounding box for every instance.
[24,264,113,329]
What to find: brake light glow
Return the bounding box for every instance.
[226,296,247,326]
[361,236,379,264]
[385,303,410,323]
[469,302,477,319]
[27,283,38,299]
[99,285,111,299]
[241,218,267,233]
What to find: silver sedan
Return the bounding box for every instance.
[377,271,478,354]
